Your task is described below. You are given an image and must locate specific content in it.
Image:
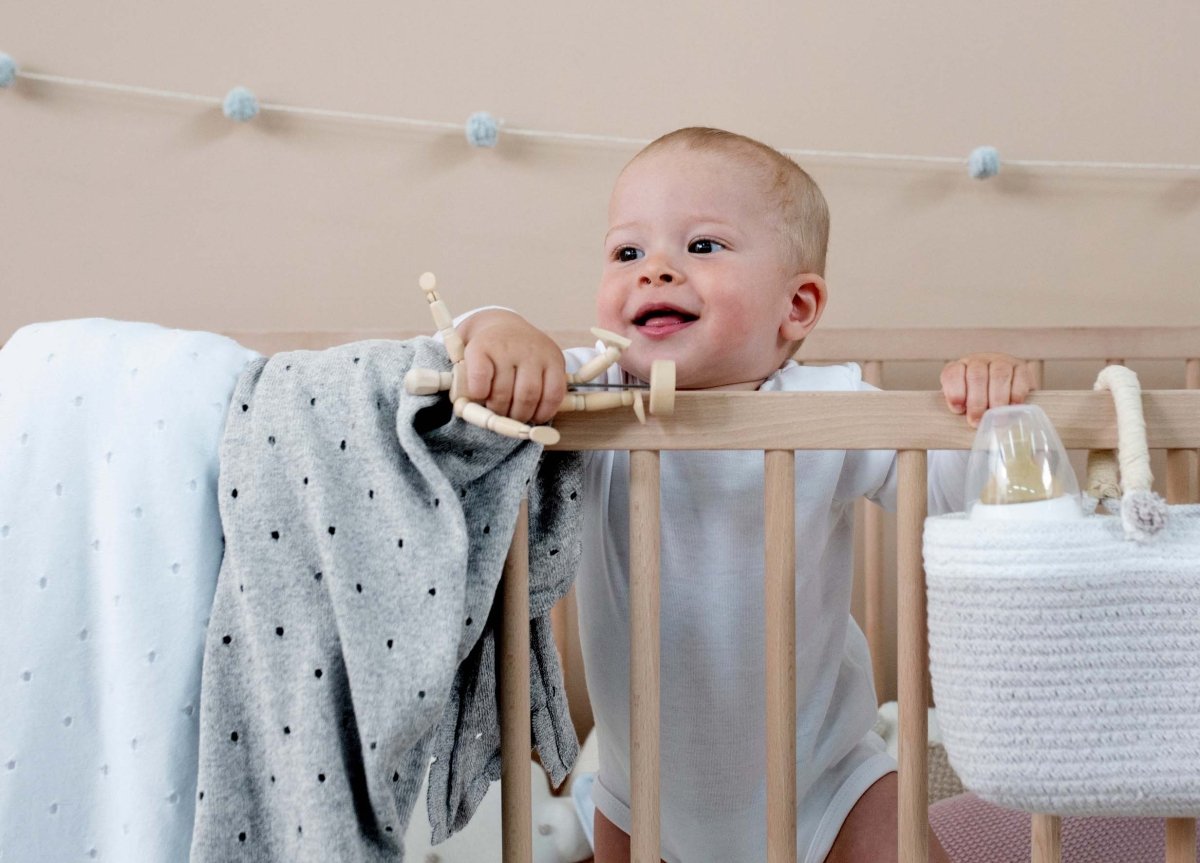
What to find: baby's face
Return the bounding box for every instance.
[596,146,803,389]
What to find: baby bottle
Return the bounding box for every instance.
[965,404,1084,520]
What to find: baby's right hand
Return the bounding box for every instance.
[456,310,567,425]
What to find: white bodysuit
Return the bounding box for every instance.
[562,343,965,863]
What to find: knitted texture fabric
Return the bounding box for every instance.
[0,319,259,863]
[924,507,1200,817]
[190,337,581,862]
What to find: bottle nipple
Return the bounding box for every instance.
[979,424,1060,504]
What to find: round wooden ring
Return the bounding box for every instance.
[649,360,675,415]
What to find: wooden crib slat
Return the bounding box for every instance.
[1166,819,1196,863]
[1164,448,1197,863]
[863,501,887,701]
[765,450,798,863]
[1167,450,1191,507]
[629,450,662,863]
[860,362,888,702]
[1031,814,1061,863]
[1188,360,1199,506]
[500,499,532,863]
[897,451,929,863]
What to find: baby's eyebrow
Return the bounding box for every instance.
[604,221,641,241]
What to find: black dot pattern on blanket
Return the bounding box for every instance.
[191,341,583,861]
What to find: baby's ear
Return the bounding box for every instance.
[780,273,828,342]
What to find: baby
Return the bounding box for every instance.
[453,127,1032,863]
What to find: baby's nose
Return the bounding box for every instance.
[639,269,677,285]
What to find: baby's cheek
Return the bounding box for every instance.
[717,305,762,341]
[594,282,624,329]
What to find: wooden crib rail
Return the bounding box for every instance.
[496,389,1200,863]
[216,324,1200,362]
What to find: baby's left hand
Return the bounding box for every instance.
[940,352,1035,428]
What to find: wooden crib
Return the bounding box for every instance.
[229,325,1200,863]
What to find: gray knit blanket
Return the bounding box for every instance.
[190,337,581,862]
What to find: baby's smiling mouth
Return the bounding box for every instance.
[632,304,699,334]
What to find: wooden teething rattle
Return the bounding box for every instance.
[403,272,676,445]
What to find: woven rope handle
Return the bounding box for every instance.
[1085,365,1167,540]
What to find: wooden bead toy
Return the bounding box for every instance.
[402,272,676,445]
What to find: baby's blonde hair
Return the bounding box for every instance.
[632,127,830,276]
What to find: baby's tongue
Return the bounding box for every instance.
[642,312,690,328]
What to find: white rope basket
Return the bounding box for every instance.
[924,366,1200,817]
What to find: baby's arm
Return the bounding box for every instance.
[455,310,567,425]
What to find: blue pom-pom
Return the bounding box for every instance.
[222,86,259,122]
[0,53,17,89]
[968,145,1000,179]
[466,111,498,148]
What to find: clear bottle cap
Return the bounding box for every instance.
[965,404,1083,519]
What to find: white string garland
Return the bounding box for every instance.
[5,59,1200,177]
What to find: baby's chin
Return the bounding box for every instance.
[617,356,760,391]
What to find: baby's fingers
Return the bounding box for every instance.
[1011,361,1035,403]
[465,349,496,403]
[485,365,516,419]
[940,361,967,415]
[533,364,567,425]
[508,366,544,424]
[987,360,1015,411]
[963,359,994,427]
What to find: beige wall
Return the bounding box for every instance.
[3,1,1200,341]
[4,3,1200,716]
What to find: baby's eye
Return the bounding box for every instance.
[614,246,644,262]
[688,238,725,254]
